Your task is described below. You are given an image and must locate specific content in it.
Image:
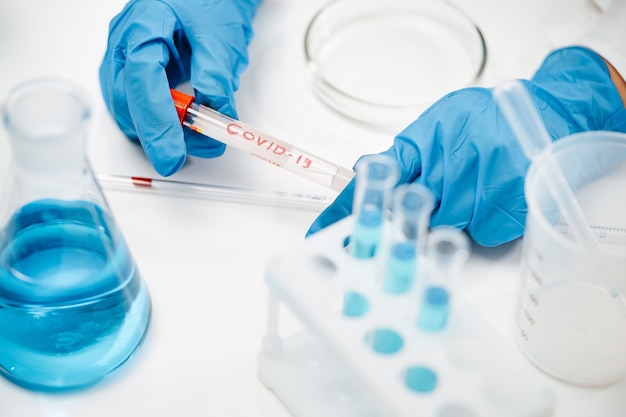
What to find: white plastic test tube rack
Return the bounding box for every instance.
[257,215,555,417]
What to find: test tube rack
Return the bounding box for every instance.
[257,216,555,417]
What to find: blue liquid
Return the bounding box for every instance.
[350,207,383,259]
[342,291,370,317]
[383,242,417,294]
[0,199,151,392]
[405,365,437,393]
[416,286,450,332]
[365,328,404,355]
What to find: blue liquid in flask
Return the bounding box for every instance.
[0,199,151,392]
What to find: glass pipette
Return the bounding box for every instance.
[95,173,333,211]
[171,90,355,193]
[493,80,598,249]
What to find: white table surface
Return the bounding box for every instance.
[0,0,624,416]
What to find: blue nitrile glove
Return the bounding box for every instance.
[308,47,626,246]
[99,0,261,176]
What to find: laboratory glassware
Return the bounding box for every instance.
[516,130,626,386]
[304,0,487,129]
[96,173,332,212]
[349,154,399,259]
[259,214,555,417]
[494,80,597,248]
[494,80,626,386]
[171,89,354,193]
[0,78,151,392]
[416,226,470,332]
[382,182,434,294]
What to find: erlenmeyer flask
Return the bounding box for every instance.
[0,78,151,392]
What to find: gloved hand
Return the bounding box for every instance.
[308,47,626,246]
[99,0,261,176]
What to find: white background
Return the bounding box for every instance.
[0,0,624,416]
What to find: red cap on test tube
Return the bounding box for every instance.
[170,89,194,123]
[168,87,355,192]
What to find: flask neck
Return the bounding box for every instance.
[2,78,92,183]
[9,128,89,179]
[1,79,101,212]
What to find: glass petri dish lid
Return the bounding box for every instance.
[304,0,487,129]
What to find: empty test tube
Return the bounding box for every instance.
[382,183,434,294]
[349,155,400,259]
[416,226,470,332]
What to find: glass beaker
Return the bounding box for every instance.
[0,78,151,392]
[515,131,626,387]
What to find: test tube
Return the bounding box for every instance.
[416,226,470,332]
[349,154,399,259]
[382,183,434,295]
[493,80,597,249]
[171,90,354,193]
[96,173,332,211]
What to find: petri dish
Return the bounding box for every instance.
[304,0,487,129]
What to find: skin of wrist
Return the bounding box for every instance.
[604,58,626,109]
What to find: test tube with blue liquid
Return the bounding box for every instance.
[416,226,470,332]
[342,155,398,318]
[382,183,434,295]
[349,155,399,259]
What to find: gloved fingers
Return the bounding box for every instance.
[306,130,426,238]
[379,139,422,184]
[529,46,626,133]
[185,2,254,120]
[306,179,356,237]
[184,129,226,158]
[124,40,187,176]
[468,185,527,247]
[182,2,257,157]
[101,0,261,172]
[100,1,187,176]
[99,3,143,141]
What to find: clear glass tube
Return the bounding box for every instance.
[493,80,597,249]
[416,226,470,332]
[349,154,399,259]
[96,173,333,212]
[382,182,434,295]
[171,90,354,193]
[0,78,151,392]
